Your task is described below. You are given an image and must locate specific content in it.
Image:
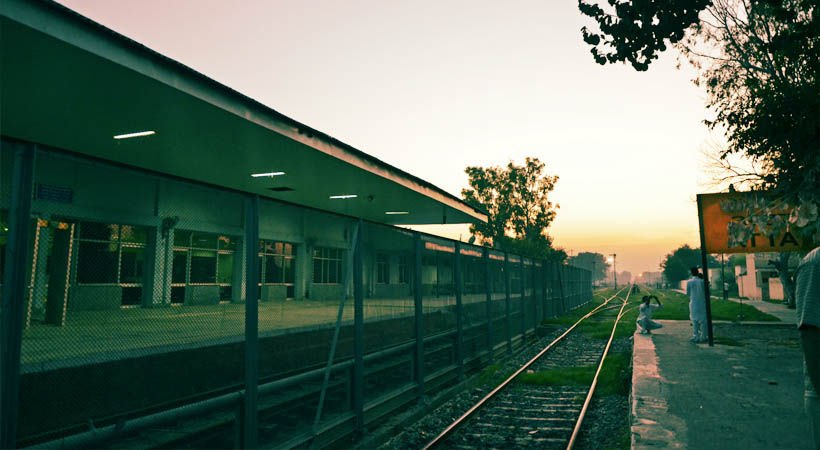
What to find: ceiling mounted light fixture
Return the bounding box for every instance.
[329,194,357,199]
[113,130,156,139]
[251,172,286,177]
[385,211,409,215]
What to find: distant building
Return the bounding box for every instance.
[735,253,796,301]
[636,271,662,286]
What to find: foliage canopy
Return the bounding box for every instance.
[662,244,718,286]
[462,157,562,260]
[567,252,610,282]
[579,0,820,242]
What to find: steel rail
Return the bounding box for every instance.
[566,285,633,450]
[421,286,628,450]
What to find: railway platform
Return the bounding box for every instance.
[631,320,813,449]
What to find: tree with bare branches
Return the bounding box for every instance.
[579,0,819,242]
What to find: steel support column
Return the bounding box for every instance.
[504,252,511,354]
[483,248,493,363]
[454,242,464,380]
[519,259,526,346]
[531,264,538,335]
[557,264,566,315]
[413,232,425,401]
[353,219,365,433]
[243,194,260,449]
[696,195,715,347]
[1,142,35,450]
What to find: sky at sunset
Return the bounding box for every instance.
[56,0,727,276]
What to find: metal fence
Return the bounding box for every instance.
[0,140,592,449]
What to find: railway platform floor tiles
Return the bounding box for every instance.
[631,319,813,449]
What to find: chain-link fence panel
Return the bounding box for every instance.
[253,203,358,448]
[2,142,593,449]
[359,222,416,417]
[419,235,458,390]
[460,243,487,368]
[508,253,523,345]
[522,258,536,333]
[12,148,248,447]
[487,249,507,356]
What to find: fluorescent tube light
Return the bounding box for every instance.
[113,130,155,139]
[329,195,357,199]
[251,172,286,177]
[385,211,409,215]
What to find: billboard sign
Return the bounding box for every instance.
[698,192,814,254]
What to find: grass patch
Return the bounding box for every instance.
[476,364,515,387]
[595,352,632,396]
[518,352,631,396]
[637,288,779,322]
[519,365,593,386]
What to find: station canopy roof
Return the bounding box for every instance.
[0,0,487,226]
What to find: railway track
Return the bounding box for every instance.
[420,286,633,450]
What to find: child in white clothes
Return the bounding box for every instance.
[637,295,663,334]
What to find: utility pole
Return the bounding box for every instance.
[613,254,617,288]
[608,253,617,288]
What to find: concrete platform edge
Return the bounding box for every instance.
[630,329,687,449]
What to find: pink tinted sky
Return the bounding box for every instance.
[57,0,723,276]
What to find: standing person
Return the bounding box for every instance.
[795,246,820,448]
[637,295,663,334]
[686,267,707,343]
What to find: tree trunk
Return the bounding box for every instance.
[776,252,796,309]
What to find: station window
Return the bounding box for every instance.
[398,255,409,284]
[376,254,389,284]
[172,230,237,303]
[259,240,296,298]
[75,221,147,306]
[313,247,342,284]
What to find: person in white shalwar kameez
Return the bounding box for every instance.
[685,267,708,343]
[637,295,663,334]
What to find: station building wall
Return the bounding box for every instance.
[1,143,448,322]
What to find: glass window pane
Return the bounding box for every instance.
[284,243,293,256]
[284,256,295,284]
[329,259,339,284]
[120,225,147,244]
[120,246,145,284]
[190,250,216,283]
[218,235,237,251]
[191,233,218,249]
[174,229,192,247]
[77,241,118,283]
[266,255,282,283]
[80,221,118,241]
[218,253,234,284]
[172,250,188,283]
[313,256,323,283]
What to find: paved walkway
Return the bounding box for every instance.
[631,320,813,449]
[727,297,797,324]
